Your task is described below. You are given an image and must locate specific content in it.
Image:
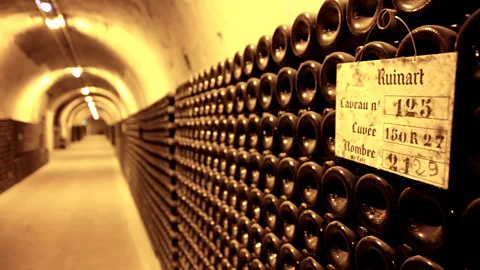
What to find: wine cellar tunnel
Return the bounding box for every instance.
[0,0,479,269]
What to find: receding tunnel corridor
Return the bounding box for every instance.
[0,135,160,270]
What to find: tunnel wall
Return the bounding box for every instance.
[0,119,49,193]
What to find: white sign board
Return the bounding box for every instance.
[335,53,457,189]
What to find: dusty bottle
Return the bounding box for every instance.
[271,25,300,68]
[226,116,237,147]
[298,209,325,257]
[461,198,480,269]
[246,78,261,113]
[223,85,236,115]
[355,235,396,270]
[236,182,250,214]
[260,154,280,193]
[260,113,279,153]
[296,111,325,157]
[297,161,325,209]
[237,215,252,246]
[248,114,262,150]
[355,41,397,61]
[235,82,247,114]
[228,239,242,267]
[456,8,480,80]
[251,258,266,270]
[262,232,282,269]
[278,201,301,243]
[276,67,299,111]
[246,151,263,187]
[233,51,245,82]
[244,44,259,77]
[320,52,355,106]
[235,115,249,149]
[263,193,282,233]
[224,57,235,85]
[346,0,388,37]
[238,248,252,270]
[296,60,323,108]
[256,35,277,72]
[225,147,238,178]
[320,110,336,158]
[353,173,395,233]
[321,166,356,219]
[235,151,249,182]
[216,61,226,88]
[248,188,264,222]
[278,113,299,155]
[278,243,303,269]
[291,12,321,59]
[397,184,451,254]
[259,73,278,111]
[228,209,240,240]
[324,220,357,270]
[396,25,457,57]
[209,65,218,89]
[300,257,325,270]
[278,157,300,201]
[248,223,266,258]
[400,255,443,270]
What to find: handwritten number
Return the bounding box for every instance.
[429,161,439,176]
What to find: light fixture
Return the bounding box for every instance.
[39,2,52,12]
[71,67,83,78]
[45,15,65,29]
[85,96,93,103]
[80,87,90,95]
[88,102,96,109]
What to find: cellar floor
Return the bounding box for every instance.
[0,135,161,270]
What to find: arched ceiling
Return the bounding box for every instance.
[0,0,323,123]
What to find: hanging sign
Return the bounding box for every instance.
[335,52,457,189]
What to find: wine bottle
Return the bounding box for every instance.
[235,115,249,149]
[353,173,395,233]
[262,232,282,269]
[246,78,261,113]
[460,198,480,269]
[397,184,451,254]
[297,161,325,209]
[233,51,245,82]
[260,113,279,152]
[251,258,266,269]
[217,89,226,116]
[320,52,355,106]
[278,201,301,243]
[278,113,299,155]
[237,182,250,214]
[237,215,252,246]
[226,147,238,178]
[346,0,387,37]
[248,223,266,258]
[324,221,357,270]
[455,8,480,81]
[228,239,242,267]
[248,114,262,150]
[235,151,249,182]
[276,67,299,110]
[235,82,247,114]
[321,166,356,219]
[320,110,336,158]
[296,60,323,108]
[271,25,299,68]
[223,85,236,115]
[400,255,443,270]
[209,65,218,89]
[263,193,281,233]
[355,41,397,61]
[278,157,300,201]
[259,73,278,111]
[228,208,240,240]
[238,248,252,270]
[298,209,325,257]
[224,57,235,86]
[248,188,264,222]
[396,25,457,57]
[316,0,364,54]
[244,44,259,77]
[216,61,226,88]
[291,12,321,59]
[260,154,280,193]
[257,35,277,72]
[226,116,237,147]
[300,257,325,270]
[355,235,396,270]
[247,151,263,187]
[278,243,303,269]
[297,111,325,157]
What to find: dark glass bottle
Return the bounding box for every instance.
[355,41,397,61]
[277,113,299,155]
[209,65,218,89]
[276,67,298,110]
[248,223,266,258]
[233,51,245,82]
[346,0,387,37]
[320,110,336,159]
[297,161,325,209]
[248,114,262,150]
[455,8,480,81]
[237,182,250,214]
[278,201,301,243]
[237,215,251,246]
[226,116,237,147]
[225,147,238,179]
[397,184,452,254]
[238,248,252,270]
[228,239,242,267]
[227,179,240,210]
[217,89,226,116]
[460,198,480,269]
[251,258,266,270]
[355,235,396,270]
[263,193,281,233]
[216,61,225,88]
[224,57,235,86]
[400,255,443,270]
[353,173,395,233]
[278,157,300,201]
[300,257,325,270]
[320,52,355,106]
[223,85,236,115]
[291,12,321,59]
[271,25,299,68]
[396,25,457,57]
[260,113,279,153]
[259,73,278,111]
[316,0,364,54]
[278,243,303,269]
[260,154,280,193]
[296,60,323,108]
[247,151,263,187]
[235,82,247,114]
[324,221,357,270]
[256,35,276,72]
[246,78,261,113]
[235,115,249,149]
[244,44,259,77]
[296,111,324,157]
[262,232,282,269]
[321,166,356,219]
[298,209,325,257]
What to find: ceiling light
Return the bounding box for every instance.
[71,67,83,78]
[45,15,65,29]
[88,102,96,109]
[80,87,90,95]
[39,2,53,13]
[85,96,93,103]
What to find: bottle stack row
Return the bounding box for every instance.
[115,95,179,269]
[170,1,480,270]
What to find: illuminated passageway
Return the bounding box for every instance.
[0,135,161,270]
